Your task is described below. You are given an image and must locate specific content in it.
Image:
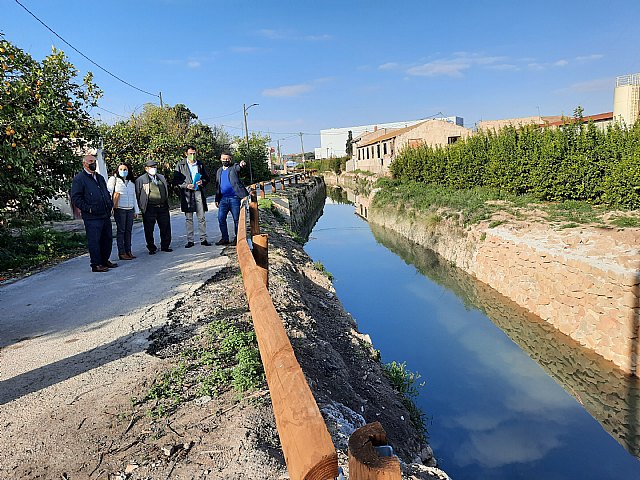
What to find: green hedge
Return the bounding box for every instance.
[390,121,640,209]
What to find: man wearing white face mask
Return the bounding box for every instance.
[135,159,172,254]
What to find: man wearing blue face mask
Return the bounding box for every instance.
[71,154,117,272]
[135,159,172,254]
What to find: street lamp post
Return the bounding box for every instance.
[243,103,258,183]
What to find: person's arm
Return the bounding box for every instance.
[108,177,120,209]
[199,163,209,188]
[71,175,91,213]
[172,163,191,190]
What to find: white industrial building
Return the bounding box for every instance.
[314,116,463,159]
[614,73,640,127]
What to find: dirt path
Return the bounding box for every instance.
[0,201,448,479]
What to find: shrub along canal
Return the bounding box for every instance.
[304,193,640,479]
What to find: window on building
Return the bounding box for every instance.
[448,136,461,144]
[366,147,370,159]
[383,142,387,155]
[377,144,381,158]
[358,149,361,160]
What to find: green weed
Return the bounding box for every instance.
[610,216,640,228]
[312,261,334,281]
[140,320,265,417]
[382,361,427,440]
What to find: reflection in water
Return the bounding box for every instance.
[368,221,640,459]
[326,185,352,205]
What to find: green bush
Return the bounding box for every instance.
[0,227,87,273]
[390,117,640,208]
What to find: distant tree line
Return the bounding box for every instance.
[390,113,640,209]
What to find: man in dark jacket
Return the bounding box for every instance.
[70,154,117,272]
[172,145,212,248]
[214,152,247,245]
[135,159,173,254]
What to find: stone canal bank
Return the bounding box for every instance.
[324,172,640,375]
[0,179,449,480]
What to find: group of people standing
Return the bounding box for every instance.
[70,147,248,272]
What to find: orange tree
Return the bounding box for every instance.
[0,34,102,228]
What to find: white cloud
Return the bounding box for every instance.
[378,62,399,70]
[487,64,519,71]
[258,29,332,41]
[407,60,471,77]
[554,59,569,67]
[558,77,613,93]
[305,34,332,41]
[576,54,604,62]
[406,53,506,77]
[259,28,285,39]
[262,83,313,97]
[231,46,262,53]
[187,60,201,68]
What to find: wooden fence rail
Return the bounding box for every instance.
[249,171,315,198]
[236,198,338,480]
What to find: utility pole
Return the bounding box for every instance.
[277,140,283,174]
[159,91,163,108]
[299,132,306,173]
[244,103,258,184]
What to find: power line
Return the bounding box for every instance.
[13,0,160,99]
[200,109,243,121]
[93,106,128,119]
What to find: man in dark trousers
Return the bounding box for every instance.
[71,154,118,272]
[135,159,173,254]
[214,152,247,245]
[173,145,212,248]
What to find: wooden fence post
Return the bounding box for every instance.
[252,233,268,287]
[260,181,265,198]
[348,422,401,480]
[236,204,338,480]
[280,177,286,190]
[249,192,260,236]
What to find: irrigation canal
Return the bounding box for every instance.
[304,190,640,479]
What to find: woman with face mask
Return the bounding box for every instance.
[107,163,139,260]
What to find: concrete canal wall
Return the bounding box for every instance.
[271,176,326,240]
[324,173,640,375]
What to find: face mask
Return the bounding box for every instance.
[119,170,128,178]
[187,153,196,163]
[222,160,231,167]
[87,162,97,172]
[148,168,157,176]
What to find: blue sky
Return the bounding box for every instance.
[3,0,640,154]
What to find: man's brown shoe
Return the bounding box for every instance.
[92,265,109,272]
[215,239,230,246]
[105,261,119,268]
[127,252,136,259]
[119,253,133,260]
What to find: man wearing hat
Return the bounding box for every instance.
[135,160,173,254]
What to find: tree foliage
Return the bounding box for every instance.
[0,34,102,228]
[100,103,229,183]
[390,115,640,209]
[346,130,353,157]
[233,132,272,184]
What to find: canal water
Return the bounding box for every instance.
[304,191,640,480]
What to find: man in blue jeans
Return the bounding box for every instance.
[214,152,247,245]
